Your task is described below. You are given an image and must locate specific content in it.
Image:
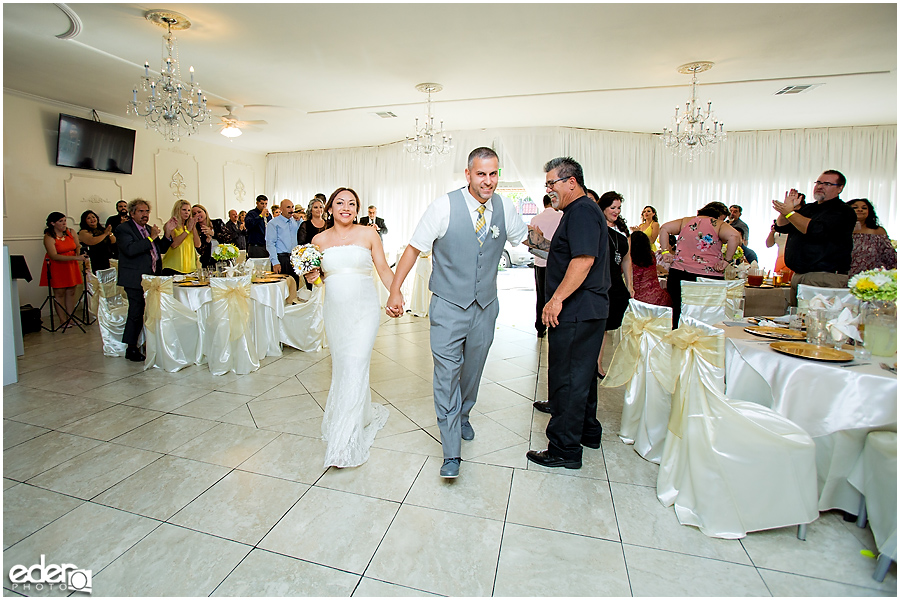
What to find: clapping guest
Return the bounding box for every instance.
[849,198,896,275]
[161,200,200,275]
[78,210,115,272]
[765,193,804,276]
[223,209,247,250]
[630,231,671,307]
[659,201,741,327]
[630,205,660,251]
[40,212,86,328]
[192,204,226,268]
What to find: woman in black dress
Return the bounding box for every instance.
[297,197,328,246]
[192,204,227,268]
[77,210,115,272]
[592,190,633,378]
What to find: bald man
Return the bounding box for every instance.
[265,198,301,283]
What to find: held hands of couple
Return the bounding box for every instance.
[385,291,404,318]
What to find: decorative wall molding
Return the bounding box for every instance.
[154,149,199,224]
[63,173,124,222]
[54,3,83,40]
[224,161,256,214]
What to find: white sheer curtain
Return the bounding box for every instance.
[267,125,896,267]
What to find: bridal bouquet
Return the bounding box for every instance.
[212,243,239,262]
[848,268,897,302]
[291,244,324,284]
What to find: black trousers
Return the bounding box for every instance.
[534,265,547,334]
[247,244,268,259]
[123,286,145,347]
[666,267,723,328]
[546,318,606,460]
[276,252,300,286]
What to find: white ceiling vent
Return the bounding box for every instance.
[774,84,823,95]
[372,111,398,118]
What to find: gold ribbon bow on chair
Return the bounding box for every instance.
[649,324,724,438]
[141,277,174,326]
[212,283,251,341]
[602,312,671,388]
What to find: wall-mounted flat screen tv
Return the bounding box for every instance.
[56,113,136,174]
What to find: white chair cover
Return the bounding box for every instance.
[141,276,202,372]
[797,284,858,311]
[250,279,286,360]
[603,299,672,464]
[680,281,729,326]
[280,284,327,352]
[409,251,433,317]
[652,315,819,539]
[849,431,897,569]
[95,267,128,357]
[207,274,259,375]
[86,270,100,317]
[247,257,271,273]
[697,277,745,319]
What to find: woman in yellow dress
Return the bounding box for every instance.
[161,200,201,275]
[630,205,660,252]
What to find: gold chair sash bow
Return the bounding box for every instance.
[212,283,251,341]
[649,324,724,438]
[602,312,671,388]
[680,286,727,307]
[141,277,174,326]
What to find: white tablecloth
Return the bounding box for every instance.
[174,279,289,370]
[723,324,897,513]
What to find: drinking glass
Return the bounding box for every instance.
[806,308,836,347]
[787,307,802,331]
[747,268,764,287]
[732,298,745,321]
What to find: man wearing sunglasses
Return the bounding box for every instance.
[772,169,857,305]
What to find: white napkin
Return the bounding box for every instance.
[808,294,843,311]
[749,260,759,269]
[224,264,238,277]
[826,307,862,343]
[757,319,780,328]
[173,274,185,282]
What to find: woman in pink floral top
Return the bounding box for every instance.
[848,198,896,276]
[659,202,742,327]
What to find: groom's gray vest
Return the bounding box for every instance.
[430,187,506,309]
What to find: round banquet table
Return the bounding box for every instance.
[722,322,897,513]
[174,278,289,371]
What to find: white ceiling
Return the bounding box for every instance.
[4,3,897,155]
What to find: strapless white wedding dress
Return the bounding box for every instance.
[320,245,389,468]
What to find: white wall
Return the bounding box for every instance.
[3,91,266,309]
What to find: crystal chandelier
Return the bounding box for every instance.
[662,62,726,161]
[127,10,211,143]
[405,83,453,168]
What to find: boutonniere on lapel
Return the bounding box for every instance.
[490,226,500,239]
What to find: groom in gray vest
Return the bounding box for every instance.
[388,147,528,478]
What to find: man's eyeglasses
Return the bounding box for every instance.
[814,181,841,187]
[545,176,571,188]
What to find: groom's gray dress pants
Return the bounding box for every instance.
[429,294,499,459]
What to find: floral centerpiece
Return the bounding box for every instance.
[724,244,744,265]
[212,243,240,263]
[291,244,323,284]
[848,268,897,302]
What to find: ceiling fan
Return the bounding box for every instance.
[216,105,267,138]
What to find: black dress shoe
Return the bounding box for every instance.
[125,347,145,362]
[532,401,550,414]
[580,438,601,449]
[526,449,581,469]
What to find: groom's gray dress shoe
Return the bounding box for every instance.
[440,457,461,478]
[461,422,475,441]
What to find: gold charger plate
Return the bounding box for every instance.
[177,282,208,287]
[769,341,854,363]
[253,278,282,284]
[744,326,806,340]
[746,283,775,289]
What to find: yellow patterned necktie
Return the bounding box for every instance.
[475,204,487,246]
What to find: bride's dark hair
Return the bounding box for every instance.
[326,187,361,223]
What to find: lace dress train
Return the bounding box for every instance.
[320,245,389,467]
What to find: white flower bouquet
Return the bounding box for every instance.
[291,244,324,284]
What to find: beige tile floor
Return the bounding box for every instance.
[3,269,896,597]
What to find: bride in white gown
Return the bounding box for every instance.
[305,187,397,468]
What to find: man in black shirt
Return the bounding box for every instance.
[105,200,130,259]
[773,169,856,305]
[527,157,609,470]
[245,194,270,258]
